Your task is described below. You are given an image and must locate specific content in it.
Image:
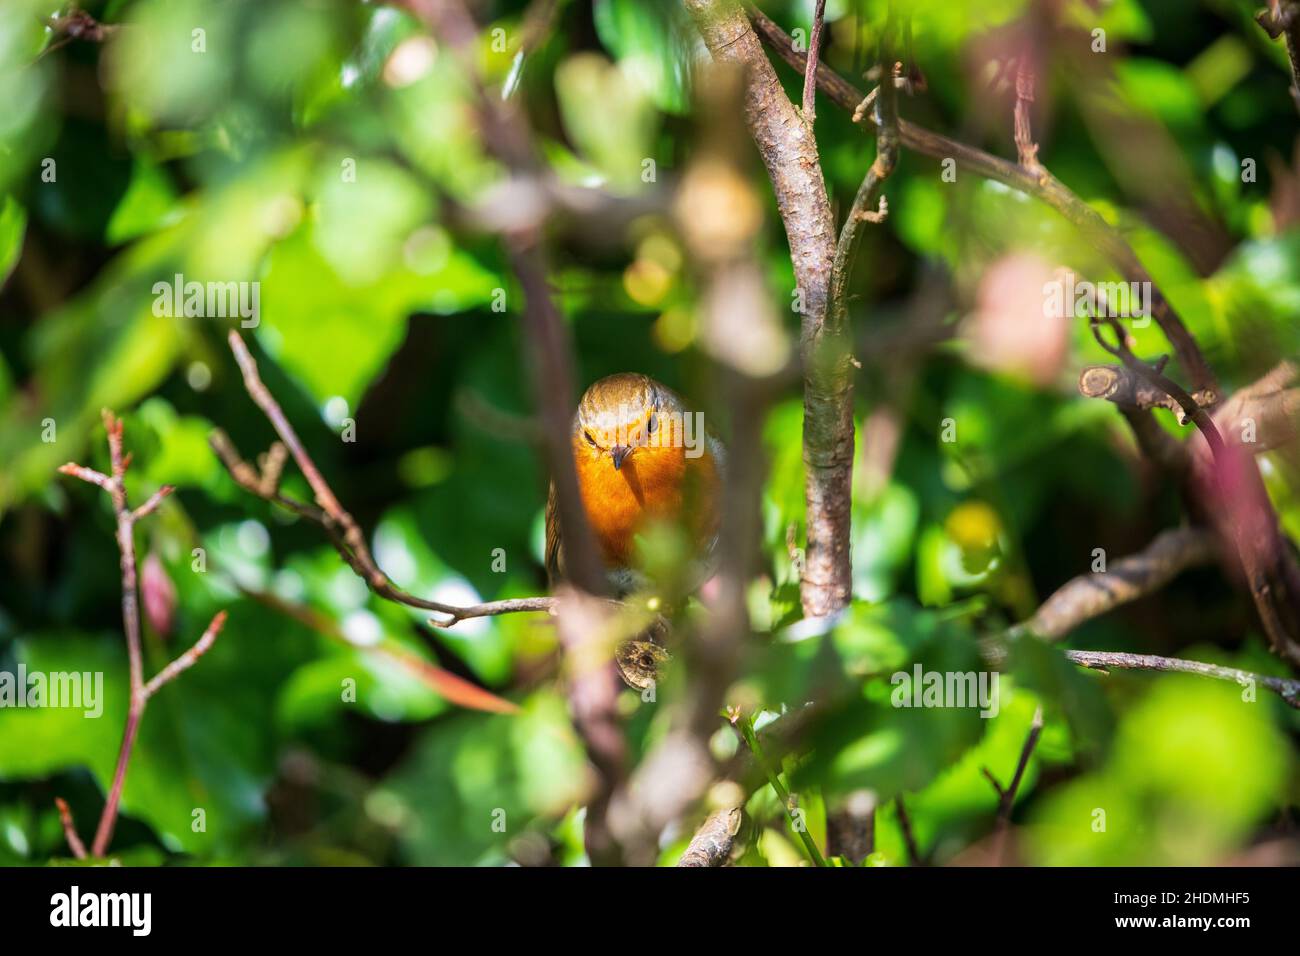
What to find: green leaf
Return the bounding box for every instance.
[380,692,587,865]
[106,161,181,245]
[0,195,26,289]
[593,0,693,115]
[258,207,497,408]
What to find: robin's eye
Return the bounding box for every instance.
[646,412,658,434]
[584,430,597,446]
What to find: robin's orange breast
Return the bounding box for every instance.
[576,441,718,568]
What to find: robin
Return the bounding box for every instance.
[545,373,725,598]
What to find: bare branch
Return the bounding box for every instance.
[982,707,1043,864]
[687,0,850,619]
[429,596,558,627]
[1078,363,1216,422]
[1257,1,1300,113]
[132,485,175,522]
[801,0,826,125]
[215,339,557,631]
[226,331,380,576]
[678,806,744,867]
[56,462,113,492]
[1066,650,1300,708]
[143,610,227,699]
[59,410,225,857]
[1009,527,1218,642]
[54,797,87,860]
[831,26,900,335]
[746,6,1217,394]
[1013,57,1040,169]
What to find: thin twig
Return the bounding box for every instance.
[830,19,900,331]
[1008,526,1218,642]
[738,715,827,867]
[687,0,849,620]
[745,5,1217,394]
[54,797,87,860]
[216,336,559,630]
[1257,1,1300,114]
[801,0,826,125]
[895,794,922,865]
[1012,56,1040,169]
[59,410,227,857]
[142,611,227,698]
[1066,650,1300,708]
[982,706,1043,864]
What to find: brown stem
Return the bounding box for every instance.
[677,806,743,867]
[1090,316,1300,665]
[214,344,559,629]
[1257,1,1300,113]
[142,610,227,697]
[54,797,87,860]
[746,5,1217,394]
[59,410,227,857]
[1008,526,1218,642]
[895,794,923,865]
[1066,650,1300,708]
[1013,57,1040,169]
[686,0,849,619]
[801,0,826,124]
[982,706,1043,864]
[831,27,900,336]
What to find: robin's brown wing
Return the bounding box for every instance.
[544,480,564,586]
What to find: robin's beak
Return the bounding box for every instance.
[610,445,632,470]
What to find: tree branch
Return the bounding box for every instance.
[1066,650,1300,708]
[1078,363,1216,422]
[215,335,558,629]
[212,340,530,715]
[53,797,87,860]
[687,0,850,620]
[801,0,826,125]
[677,806,743,867]
[142,610,226,698]
[746,6,1217,394]
[1257,0,1300,113]
[830,24,900,329]
[1012,57,1040,170]
[400,0,607,597]
[1008,526,1218,642]
[58,410,227,857]
[1089,316,1300,666]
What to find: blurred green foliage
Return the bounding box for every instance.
[0,0,1297,867]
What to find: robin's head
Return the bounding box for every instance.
[573,373,685,471]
